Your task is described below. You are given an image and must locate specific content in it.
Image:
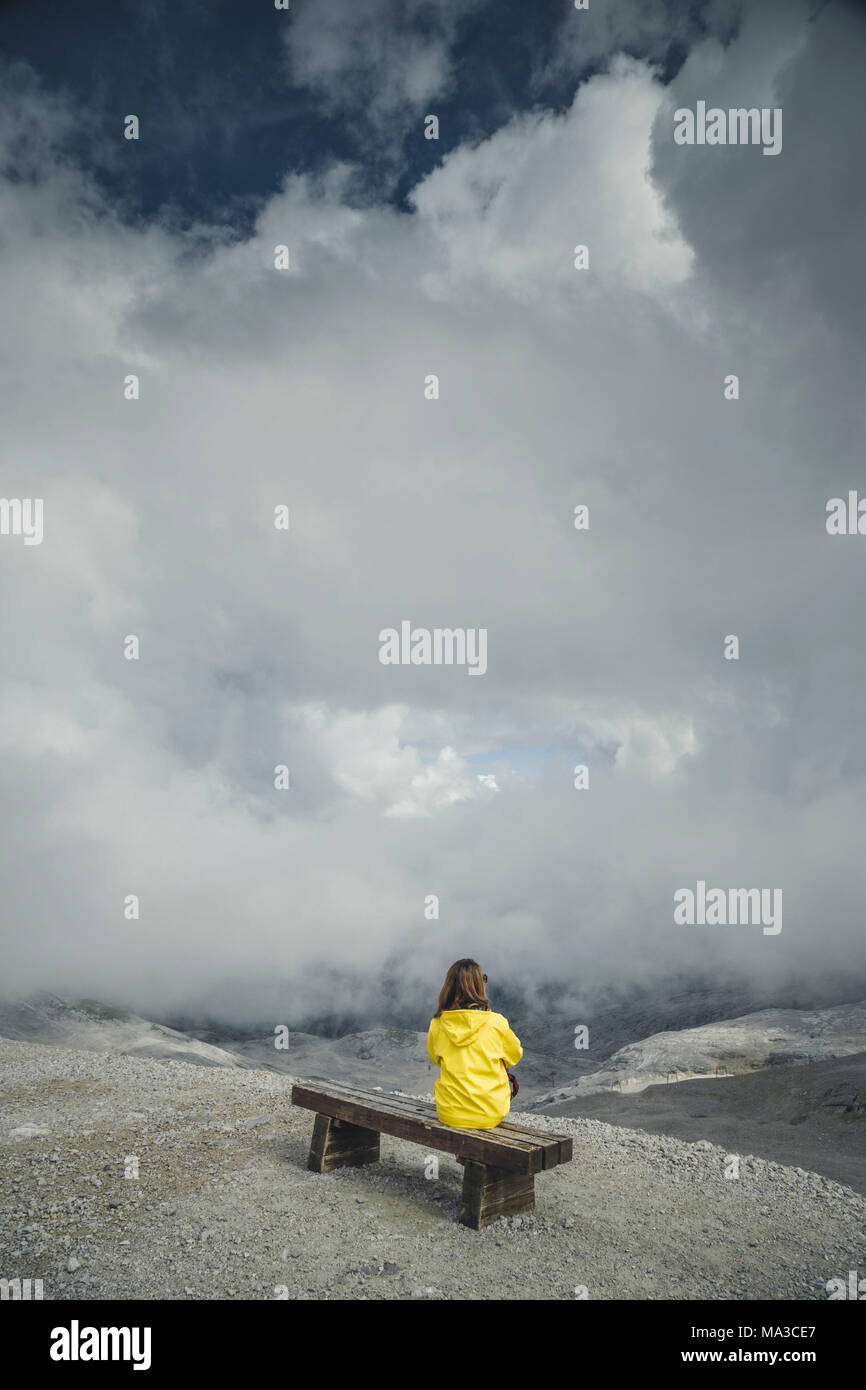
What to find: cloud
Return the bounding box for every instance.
[541,0,744,84]
[2,0,866,1030]
[410,55,694,301]
[283,0,482,135]
[300,703,496,816]
[651,0,865,345]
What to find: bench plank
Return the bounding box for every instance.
[292,1081,542,1173]
[295,1079,570,1164]
[293,1079,557,1157]
[292,1080,572,1174]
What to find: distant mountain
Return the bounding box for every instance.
[4,993,864,1112]
[193,1024,570,1097]
[0,995,570,1096]
[0,993,248,1069]
[529,1000,866,1106]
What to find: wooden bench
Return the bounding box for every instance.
[291,1079,573,1230]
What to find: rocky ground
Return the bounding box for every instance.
[1,1038,864,1301]
[537,1053,866,1197]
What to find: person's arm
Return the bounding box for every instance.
[499,1019,523,1068]
[426,1019,439,1066]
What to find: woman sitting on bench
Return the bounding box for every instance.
[426,958,522,1132]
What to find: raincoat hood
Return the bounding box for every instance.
[437,1008,489,1047]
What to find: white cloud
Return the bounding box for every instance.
[283,0,482,134]
[611,715,697,778]
[411,56,694,301]
[2,2,866,1025]
[300,703,495,816]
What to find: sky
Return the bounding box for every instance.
[1,0,865,1035]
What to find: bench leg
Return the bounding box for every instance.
[459,1159,535,1231]
[307,1114,380,1173]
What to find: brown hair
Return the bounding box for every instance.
[434,958,490,1017]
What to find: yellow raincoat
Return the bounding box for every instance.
[426,1008,523,1129]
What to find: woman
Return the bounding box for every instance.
[426,958,522,1129]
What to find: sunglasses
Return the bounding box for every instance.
[483,974,488,983]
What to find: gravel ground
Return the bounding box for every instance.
[539,1054,866,1197]
[1,1038,864,1301]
